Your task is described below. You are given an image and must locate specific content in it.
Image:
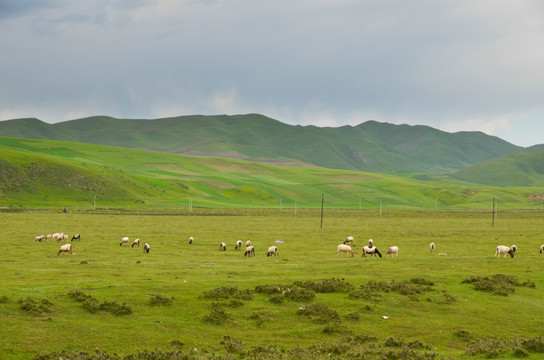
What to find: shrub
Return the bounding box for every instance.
[203,306,230,325]
[293,278,355,293]
[461,274,532,296]
[149,293,174,306]
[201,287,252,301]
[17,297,53,316]
[0,295,9,304]
[297,303,340,324]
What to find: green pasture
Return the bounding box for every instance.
[1,210,544,359]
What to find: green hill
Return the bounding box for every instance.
[0,136,538,210]
[453,149,544,187]
[0,114,522,174]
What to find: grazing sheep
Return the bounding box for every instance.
[57,243,72,256]
[35,235,45,242]
[188,236,194,245]
[219,242,227,251]
[511,245,517,255]
[267,246,279,257]
[71,234,81,241]
[52,232,64,242]
[245,245,255,257]
[386,246,399,257]
[61,234,69,242]
[344,236,354,245]
[235,240,243,250]
[495,245,514,258]
[120,237,129,246]
[132,239,140,248]
[337,244,354,257]
[46,234,52,241]
[246,240,252,247]
[368,239,374,247]
[143,243,150,253]
[430,242,435,252]
[362,245,382,258]
[540,245,544,254]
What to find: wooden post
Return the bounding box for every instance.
[320,194,324,229]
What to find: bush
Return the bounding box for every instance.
[293,278,355,293]
[149,293,174,306]
[297,303,340,324]
[201,287,252,301]
[17,297,53,316]
[0,295,9,304]
[68,290,132,316]
[203,306,230,325]
[462,274,532,296]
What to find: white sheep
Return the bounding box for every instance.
[386,246,399,257]
[132,238,140,248]
[35,235,45,242]
[235,240,243,250]
[511,245,517,255]
[71,234,81,241]
[495,245,514,258]
[368,239,373,247]
[143,243,150,253]
[246,240,252,247]
[362,245,382,258]
[52,232,64,242]
[267,246,279,257]
[46,234,52,241]
[57,243,72,256]
[337,244,354,257]
[430,242,435,252]
[219,242,227,251]
[245,245,255,257]
[120,236,129,246]
[540,245,544,254]
[61,234,69,242]
[344,236,354,245]
[189,236,194,245]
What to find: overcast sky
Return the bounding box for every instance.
[1,0,543,147]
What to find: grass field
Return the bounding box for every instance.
[1,210,544,359]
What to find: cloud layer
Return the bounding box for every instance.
[1,0,543,146]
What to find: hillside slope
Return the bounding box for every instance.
[0,114,522,173]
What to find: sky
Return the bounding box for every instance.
[1,0,543,147]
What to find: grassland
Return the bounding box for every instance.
[1,210,544,359]
[1,136,542,211]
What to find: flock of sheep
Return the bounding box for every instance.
[37,231,544,259]
[338,236,544,259]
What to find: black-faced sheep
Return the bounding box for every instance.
[337,244,354,257]
[343,236,354,245]
[511,245,517,255]
[495,245,514,258]
[267,246,279,257]
[143,243,150,253]
[386,246,399,257]
[71,234,81,241]
[245,245,255,257]
[362,245,382,258]
[120,237,129,246]
[235,240,243,250]
[430,242,435,252]
[132,239,140,248]
[189,236,194,245]
[219,242,227,251]
[57,243,72,256]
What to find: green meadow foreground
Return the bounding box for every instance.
[1,210,544,359]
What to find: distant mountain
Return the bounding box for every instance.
[0,114,522,174]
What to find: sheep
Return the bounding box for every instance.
[430,242,435,252]
[368,239,374,247]
[540,245,544,254]
[362,245,382,258]
[246,240,252,247]
[143,243,150,253]
[52,232,64,242]
[267,246,279,257]
[46,234,52,241]
[120,236,129,246]
[235,240,243,250]
[189,236,194,245]
[337,244,354,257]
[132,238,140,248]
[61,234,69,242]
[71,234,81,241]
[57,243,72,256]
[35,235,45,242]
[219,242,227,251]
[343,236,354,245]
[495,245,514,258]
[511,245,517,255]
[386,246,399,257]
[245,245,255,257]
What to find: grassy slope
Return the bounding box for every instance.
[0,114,522,174]
[0,136,540,210]
[1,211,543,359]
